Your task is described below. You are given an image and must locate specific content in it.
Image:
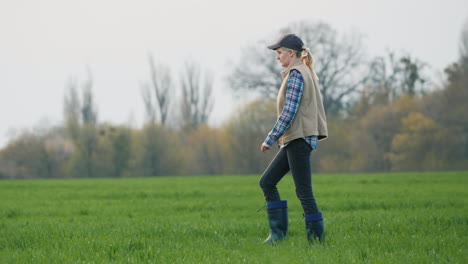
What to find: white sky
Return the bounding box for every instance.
[1,0,467,147]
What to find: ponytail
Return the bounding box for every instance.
[301,46,319,81]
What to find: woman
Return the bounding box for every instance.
[259,33,328,244]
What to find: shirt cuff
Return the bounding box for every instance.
[264,135,275,147]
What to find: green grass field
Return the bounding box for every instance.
[0,172,467,263]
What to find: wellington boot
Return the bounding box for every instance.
[305,212,325,243]
[263,200,288,244]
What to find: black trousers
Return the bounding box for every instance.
[259,138,319,214]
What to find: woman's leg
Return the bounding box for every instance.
[286,139,319,214]
[259,148,290,243]
[259,147,290,201]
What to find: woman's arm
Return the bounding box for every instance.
[263,69,304,147]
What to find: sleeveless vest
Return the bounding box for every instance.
[276,59,328,145]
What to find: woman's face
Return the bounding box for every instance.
[276,48,294,67]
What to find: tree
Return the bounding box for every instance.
[141,54,173,125]
[224,99,277,174]
[368,51,427,104]
[134,124,184,176]
[388,112,452,171]
[109,127,132,177]
[94,124,133,177]
[315,117,353,173]
[81,76,97,124]
[347,96,420,172]
[229,20,370,115]
[421,24,468,166]
[180,61,214,129]
[184,125,229,175]
[367,52,404,105]
[64,78,81,142]
[63,73,99,178]
[400,56,427,95]
[0,132,61,179]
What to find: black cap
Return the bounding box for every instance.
[267,34,304,51]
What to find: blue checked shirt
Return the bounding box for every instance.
[264,69,319,150]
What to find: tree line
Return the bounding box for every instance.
[1,20,467,179]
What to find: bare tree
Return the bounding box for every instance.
[180,61,214,129]
[229,20,370,115]
[368,51,428,103]
[64,70,97,129]
[141,83,156,123]
[64,78,81,142]
[81,78,97,124]
[400,56,427,95]
[63,71,98,178]
[141,54,173,125]
[460,19,468,64]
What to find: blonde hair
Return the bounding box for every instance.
[300,46,319,81]
[280,46,319,80]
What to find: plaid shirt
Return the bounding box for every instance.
[264,69,318,150]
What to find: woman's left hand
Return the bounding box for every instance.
[260,143,270,153]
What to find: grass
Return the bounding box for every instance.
[0,172,467,263]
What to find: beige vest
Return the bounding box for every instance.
[277,59,328,145]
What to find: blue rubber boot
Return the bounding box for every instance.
[305,212,325,243]
[263,200,288,244]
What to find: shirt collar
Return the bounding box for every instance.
[281,59,303,79]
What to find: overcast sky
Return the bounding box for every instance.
[1,0,467,148]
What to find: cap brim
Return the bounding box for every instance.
[267,43,281,50]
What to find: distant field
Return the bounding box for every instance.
[0,172,467,263]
